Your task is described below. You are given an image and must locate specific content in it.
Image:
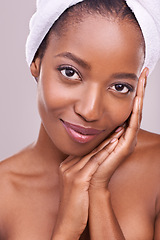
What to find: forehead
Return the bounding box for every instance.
[47,15,145,74]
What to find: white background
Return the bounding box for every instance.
[0,1,160,161]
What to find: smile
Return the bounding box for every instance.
[61,120,104,144]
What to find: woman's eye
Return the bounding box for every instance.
[59,67,81,81]
[110,84,132,94]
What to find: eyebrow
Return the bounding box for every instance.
[55,52,138,81]
[111,73,138,81]
[55,52,91,70]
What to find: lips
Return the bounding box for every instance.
[61,120,104,144]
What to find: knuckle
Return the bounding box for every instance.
[104,144,114,154]
[63,171,84,187]
[60,169,87,189]
[123,141,137,156]
[91,146,100,154]
[91,140,110,155]
[120,143,131,156]
[63,170,73,182]
[90,154,101,166]
[59,163,66,173]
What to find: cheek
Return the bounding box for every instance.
[107,96,134,128]
[37,75,72,115]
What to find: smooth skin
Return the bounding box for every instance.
[0,15,160,240]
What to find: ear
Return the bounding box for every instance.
[30,58,41,81]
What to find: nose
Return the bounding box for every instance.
[74,84,103,122]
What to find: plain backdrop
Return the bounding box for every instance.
[0,1,160,161]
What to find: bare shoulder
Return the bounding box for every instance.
[0,145,34,238]
[137,129,160,156]
[138,128,160,144]
[0,144,51,238]
[0,143,36,178]
[136,129,160,175]
[0,142,49,194]
[137,129,160,213]
[0,144,36,203]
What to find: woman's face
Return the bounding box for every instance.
[33,15,144,157]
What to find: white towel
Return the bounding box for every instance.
[26,0,160,75]
[125,0,160,74]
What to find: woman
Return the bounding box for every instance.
[0,0,160,239]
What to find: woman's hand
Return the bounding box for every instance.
[89,68,148,190]
[52,129,124,239]
[87,68,148,240]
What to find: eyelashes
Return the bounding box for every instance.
[109,83,134,94]
[57,65,135,94]
[57,65,81,81]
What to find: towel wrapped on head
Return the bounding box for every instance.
[26,0,160,75]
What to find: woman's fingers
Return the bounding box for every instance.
[59,156,80,172]
[60,135,121,182]
[77,139,119,181]
[124,68,148,145]
[91,127,125,155]
[60,127,124,173]
[124,96,140,142]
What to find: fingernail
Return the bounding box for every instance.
[115,127,123,133]
[110,138,118,143]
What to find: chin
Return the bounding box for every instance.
[61,146,95,157]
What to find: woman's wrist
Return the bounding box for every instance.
[89,186,111,197]
[89,187,112,209]
[52,222,80,240]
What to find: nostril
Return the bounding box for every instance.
[74,102,102,122]
[76,112,98,123]
[74,85,103,122]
